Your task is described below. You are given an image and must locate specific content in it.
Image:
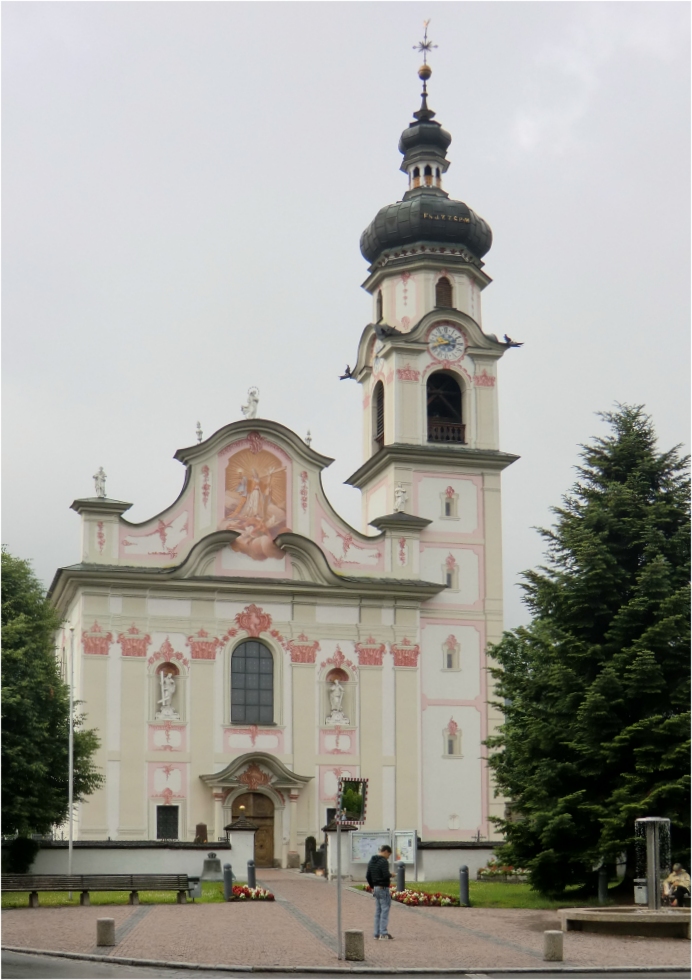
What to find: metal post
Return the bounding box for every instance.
[68,629,75,900]
[396,860,405,893]
[247,859,256,889]
[223,863,234,901]
[646,821,661,911]
[336,818,343,960]
[459,865,470,907]
[598,867,608,905]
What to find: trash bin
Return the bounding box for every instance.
[188,876,202,900]
[634,878,647,905]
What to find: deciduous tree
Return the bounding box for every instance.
[2,548,103,837]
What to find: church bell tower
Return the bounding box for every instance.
[346,40,518,838]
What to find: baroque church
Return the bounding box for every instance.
[50,58,517,868]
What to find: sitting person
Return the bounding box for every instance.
[663,864,691,907]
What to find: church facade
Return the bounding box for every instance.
[49,66,517,867]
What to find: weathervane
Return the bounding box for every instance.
[413,19,437,66]
[412,20,437,119]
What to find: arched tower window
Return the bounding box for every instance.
[424,164,433,186]
[435,276,453,308]
[373,381,385,451]
[376,290,383,322]
[231,640,274,725]
[427,372,464,444]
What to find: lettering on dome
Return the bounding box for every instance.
[422,212,470,223]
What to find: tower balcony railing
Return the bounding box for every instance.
[428,421,466,444]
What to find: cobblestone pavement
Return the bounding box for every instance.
[2,869,689,972]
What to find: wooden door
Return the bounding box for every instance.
[232,792,275,867]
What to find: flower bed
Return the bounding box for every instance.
[477,860,529,883]
[230,885,275,901]
[364,885,459,907]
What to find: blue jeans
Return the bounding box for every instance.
[373,885,391,937]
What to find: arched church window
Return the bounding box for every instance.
[231,640,274,725]
[427,372,464,444]
[373,381,385,451]
[413,167,420,178]
[424,164,433,186]
[376,290,383,322]
[435,276,453,308]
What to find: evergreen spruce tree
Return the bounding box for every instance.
[487,406,690,896]
[2,548,104,837]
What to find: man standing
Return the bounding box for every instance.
[366,844,393,940]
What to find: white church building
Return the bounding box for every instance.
[50,62,517,867]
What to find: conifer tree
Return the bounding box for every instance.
[2,548,103,837]
[487,406,690,896]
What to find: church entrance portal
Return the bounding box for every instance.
[233,792,275,867]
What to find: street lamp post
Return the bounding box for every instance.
[68,628,75,898]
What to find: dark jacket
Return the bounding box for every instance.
[366,853,391,888]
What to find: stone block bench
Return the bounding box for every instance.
[2,873,193,908]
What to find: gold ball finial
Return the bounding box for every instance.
[418,64,432,81]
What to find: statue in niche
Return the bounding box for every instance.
[156,669,180,721]
[326,678,349,726]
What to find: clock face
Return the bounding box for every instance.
[428,324,466,362]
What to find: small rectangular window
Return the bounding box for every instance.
[446,651,454,669]
[446,571,454,588]
[157,805,179,840]
[444,500,452,517]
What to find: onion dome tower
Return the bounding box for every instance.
[360,60,492,273]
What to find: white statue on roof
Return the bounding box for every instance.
[93,467,107,499]
[241,387,259,420]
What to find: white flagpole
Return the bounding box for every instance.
[68,628,75,899]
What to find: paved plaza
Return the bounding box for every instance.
[2,870,689,974]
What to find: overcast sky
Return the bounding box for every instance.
[3,2,689,628]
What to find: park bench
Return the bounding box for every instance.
[1,873,193,907]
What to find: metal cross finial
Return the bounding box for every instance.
[413,20,437,65]
[305,429,312,447]
[196,421,203,444]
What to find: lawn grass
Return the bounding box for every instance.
[2,881,228,909]
[404,880,614,910]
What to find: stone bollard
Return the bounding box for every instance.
[223,863,234,902]
[459,865,470,907]
[543,930,563,962]
[344,929,365,961]
[395,861,406,893]
[96,918,116,947]
[247,859,256,889]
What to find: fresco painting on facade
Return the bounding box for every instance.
[121,509,191,560]
[220,445,289,560]
[186,627,223,660]
[118,624,152,658]
[82,622,112,656]
[355,636,386,666]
